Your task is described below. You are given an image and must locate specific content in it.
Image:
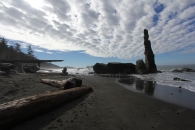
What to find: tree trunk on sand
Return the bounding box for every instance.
[41,78,82,90]
[0,86,92,129]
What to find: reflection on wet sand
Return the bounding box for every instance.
[144,81,155,95]
[135,79,155,95]
[135,80,144,91]
[117,77,195,110]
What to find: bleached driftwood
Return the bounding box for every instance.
[0,86,92,129]
[41,77,82,89]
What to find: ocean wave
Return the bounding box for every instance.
[132,72,195,92]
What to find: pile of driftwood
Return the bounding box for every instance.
[0,77,92,129]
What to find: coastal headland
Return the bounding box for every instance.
[0,73,195,130]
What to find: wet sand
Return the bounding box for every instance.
[1,74,195,130]
[117,78,195,110]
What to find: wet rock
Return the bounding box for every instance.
[172,68,195,72]
[93,63,109,74]
[173,77,191,82]
[107,62,135,74]
[123,68,131,74]
[62,67,68,75]
[180,68,195,72]
[136,59,148,74]
[172,69,182,72]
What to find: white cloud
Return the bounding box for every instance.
[33,49,44,53]
[0,0,195,59]
[46,51,53,54]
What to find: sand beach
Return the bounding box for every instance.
[0,73,195,130]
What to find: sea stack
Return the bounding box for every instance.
[144,29,157,73]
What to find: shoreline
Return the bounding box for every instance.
[1,73,195,129]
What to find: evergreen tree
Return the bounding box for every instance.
[14,43,21,52]
[27,44,34,58]
[0,38,7,45]
[0,38,37,60]
[0,38,8,59]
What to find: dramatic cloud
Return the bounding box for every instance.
[0,0,195,59]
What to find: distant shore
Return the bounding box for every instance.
[0,73,195,130]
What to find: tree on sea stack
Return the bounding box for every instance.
[143,29,157,73]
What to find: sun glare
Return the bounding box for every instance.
[24,0,44,9]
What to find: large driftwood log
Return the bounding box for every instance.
[0,86,92,129]
[0,63,15,70]
[0,63,15,75]
[41,77,82,90]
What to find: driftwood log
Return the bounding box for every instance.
[0,63,15,75]
[0,86,92,129]
[0,63,15,70]
[41,77,82,90]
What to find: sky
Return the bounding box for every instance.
[0,0,195,68]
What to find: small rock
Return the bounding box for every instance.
[57,119,62,122]
[173,77,190,82]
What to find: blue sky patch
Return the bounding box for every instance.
[153,14,159,26]
[154,2,164,14]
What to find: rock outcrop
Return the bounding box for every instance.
[172,69,182,72]
[180,68,195,72]
[93,62,135,74]
[93,63,109,74]
[136,59,148,74]
[107,62,135,74]
[172,68,195,72]
[93,29,158,75]
[144,29,157,73]
[62,67,68,75]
